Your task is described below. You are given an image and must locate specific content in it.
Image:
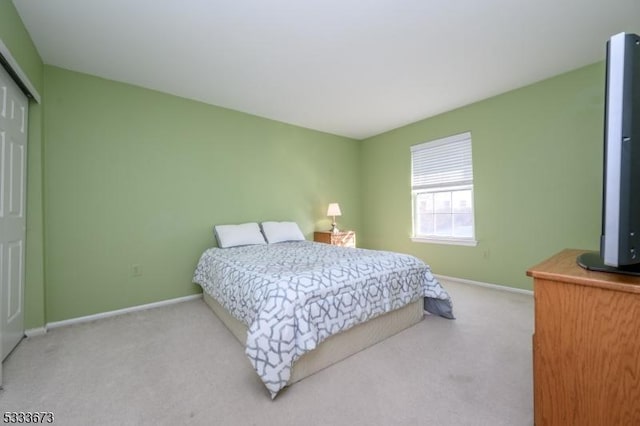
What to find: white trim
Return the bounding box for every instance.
[411,237,478,247]
[24,327,47,337]
[46,293,203,330]
[0,38,41,103]
[411,131,471,152]
[434,273,533,296]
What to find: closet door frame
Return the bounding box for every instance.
[0,38,40,389]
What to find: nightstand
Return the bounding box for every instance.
[313,231,356,248]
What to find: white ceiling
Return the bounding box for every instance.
[13,0,640,139]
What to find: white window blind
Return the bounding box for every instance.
[410,132,477,246]
[411,132,473,190]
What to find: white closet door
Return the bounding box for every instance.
[0,62,28,363]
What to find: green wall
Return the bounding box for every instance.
[1,1,610,324]
[0,0,46,329]
[43,66,361,322]
[0,1,42,92]
[361,63,605,290]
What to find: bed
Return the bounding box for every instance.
[192,236,453,398]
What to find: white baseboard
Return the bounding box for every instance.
[434,274,533,296]
[24,276,529,336]
[26,293,203,335]
[24,327,47,338]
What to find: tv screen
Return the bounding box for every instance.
[578,32,640,275]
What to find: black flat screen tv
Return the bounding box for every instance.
[578,32,640,275]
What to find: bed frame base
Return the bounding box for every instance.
[202,293,424,385]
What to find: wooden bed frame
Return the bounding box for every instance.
[203,293,424,385]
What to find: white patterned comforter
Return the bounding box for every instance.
[192,241,452,398]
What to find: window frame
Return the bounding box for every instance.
[410,132,478,246]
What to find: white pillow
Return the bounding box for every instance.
[214,222,266,248]
[261,221,305,244]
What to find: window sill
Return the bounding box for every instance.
[411,237,478,247]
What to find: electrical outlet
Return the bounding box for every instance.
[131,264,142,277]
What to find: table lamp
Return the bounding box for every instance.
[327,203,342,233]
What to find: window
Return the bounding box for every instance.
[411,132,477,246]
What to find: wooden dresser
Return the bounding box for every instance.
[527,249,640,426]
[313,231,356,248]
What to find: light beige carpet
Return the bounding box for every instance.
[0,280,534,426]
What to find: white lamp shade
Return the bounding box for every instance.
[326,203,342,217]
